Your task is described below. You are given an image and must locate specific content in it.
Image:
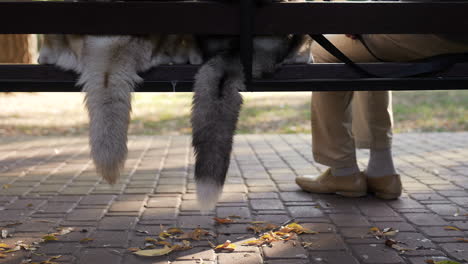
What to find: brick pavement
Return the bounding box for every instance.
[1,134,468,264]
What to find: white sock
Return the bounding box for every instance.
[331,163,360,177]
[366,148,397,178]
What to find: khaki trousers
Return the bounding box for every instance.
[312,34,468,168]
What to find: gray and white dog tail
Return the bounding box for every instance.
[191,54,245,211]
[79,36,152,184]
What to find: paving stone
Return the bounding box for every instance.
[219,193,247,203]
[122,254,170,264]
[408,257,454,264]
[280,192,315,202]
[250,199,284,210]
[88,230,129,247]
[426,204,466,216]
[218,252,263,264]
[440,243,468,262]
[358,201,398,217]
[300,223,336,233]
[452,221,468,230]
[49,196,83,203]
[66,208,105,221]
[36,242,81,255]
[216,223,250,234]
[448,197,468,207]
[300,233,346,250]
[171,247,215,261]
[141,208,178,220]
[393,232,436,249]
[352,244,405,263]
[98,216,137,230]
[14,218,59,232]
[375,222,417,232]
[155,184,186,194]
[0,209,32,222]
[308,251,361,264]
[419,226,466,237]
[30,254,76,264]
[5,134,468,264]
[146,196,181,208]
[265,260,309,264]
[388,198,425,209]
[178,215,215,228]
[79,195,115,206]
[77,248,123,264]
[5,199,46,210]
[263,240,307,259]
[329,214,370,227]
[404,213,449,226]
[410,193,446,201]
[247,192,279,199]
[217,207,251,219]
[288,206,323,218]
[253,214,290,224]
[109,200,145,212]
[39,202,76,214]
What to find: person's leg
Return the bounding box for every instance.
[353,34,468,199]
[352,91,396,177]
[311,35,378,170]
[296,35,377,197]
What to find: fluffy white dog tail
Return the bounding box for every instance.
[79,36,151,184]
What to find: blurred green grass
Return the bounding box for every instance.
[1,91,468,136]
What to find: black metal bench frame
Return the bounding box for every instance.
[1,0,468,92]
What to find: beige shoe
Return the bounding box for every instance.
[367,174,402,200]
[296,168,367,197]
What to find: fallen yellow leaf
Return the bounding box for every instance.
[242,239,266,246]
[282,223,317,234]
[145,237,158,243]
[0,243,11,249]
[166,228,184,234]
[42,234,58,242]
[444,226,461,231]
[214,240,236,252]
[228,215,242,219]
[213,217,235,224]
[134,246,174,257]
[79,238,94,243]
[159,232,172,240]
[171,240,192,251]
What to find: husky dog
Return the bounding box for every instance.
[39,34,202,184]
[191,0,312,210]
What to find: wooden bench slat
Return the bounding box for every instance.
[1,1,468,34]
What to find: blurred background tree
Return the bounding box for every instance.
[0,34,38,64]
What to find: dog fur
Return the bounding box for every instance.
[191,0,312,211]
[39,34,202,184]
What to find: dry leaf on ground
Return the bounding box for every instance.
[134,246,174,257]
[213,217,235,224]
[444,226,461,231]
[425,260,462,264]
[214,240,236,252]
[42,234,58,242]
[0,243,11,249]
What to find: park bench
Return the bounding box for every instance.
[0,0,468,92]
